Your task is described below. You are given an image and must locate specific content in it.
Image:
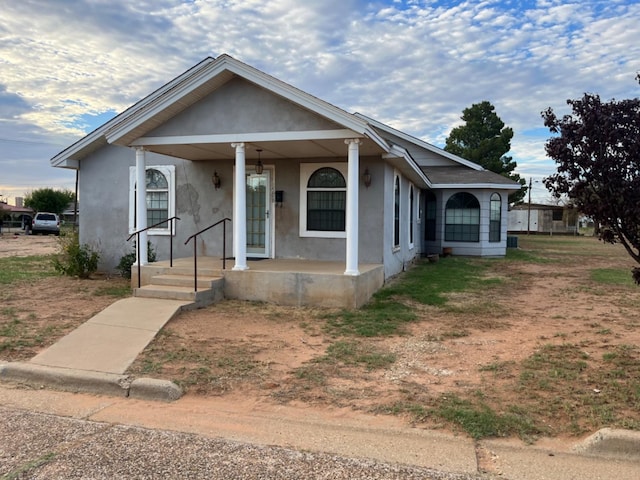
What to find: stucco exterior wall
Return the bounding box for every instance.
[382,165,424,279]
[148,77,343,136]
[79,144,387,273]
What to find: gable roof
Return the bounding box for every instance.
[50,54,519,192]
[51,55,390,167]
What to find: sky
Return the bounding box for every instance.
[1,0,639,204]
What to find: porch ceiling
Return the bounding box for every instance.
[141,137,386,161]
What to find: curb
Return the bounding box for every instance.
[0,362,182,402]
[573,428,640,462]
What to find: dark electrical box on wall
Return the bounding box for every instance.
[275,190,284,203]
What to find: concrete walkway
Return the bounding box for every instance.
[30,297,188,374]
[0,297,189,400]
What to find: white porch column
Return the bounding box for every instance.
[344,139,361,276]
[232,142,248,271]
[135,147,148,265]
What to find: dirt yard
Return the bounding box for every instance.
[1,232,639,442]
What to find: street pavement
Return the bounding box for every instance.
[1,384,639,480]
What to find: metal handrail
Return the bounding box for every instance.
[127,216,181,288]
[184,217,231,292]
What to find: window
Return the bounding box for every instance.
[129,165,175,235]
[408,184,414,247]
[552,209,563,221]
[146,169,169,227]
[424,190,437,241]
[489,193,501,242]
[393,175,400,248]
[445,192,480,242]
[300,163,347,238]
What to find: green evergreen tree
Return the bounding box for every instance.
[445,101,526,204]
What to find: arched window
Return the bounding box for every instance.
[306,167,346,232]
[489,193,501,242]
[445,192,480,242]
[129,165,175,235]
[424,190,436,241]
[394,175,400,248]
[146,168,169,227]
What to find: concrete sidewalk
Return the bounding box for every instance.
[0,296,189,400]
[0,385,639,479]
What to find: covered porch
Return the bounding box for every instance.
[135,257,385,309]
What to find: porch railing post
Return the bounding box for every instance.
[193,242,198,292]
[223,220,226,270]
[136,232,141,288]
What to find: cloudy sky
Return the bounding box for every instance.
[1,0,639,203]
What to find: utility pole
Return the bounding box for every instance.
[526,177,532,235]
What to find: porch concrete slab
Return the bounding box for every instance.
[29,297,189,374]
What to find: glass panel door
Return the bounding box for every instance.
[246,170,270,257]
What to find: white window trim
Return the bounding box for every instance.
[299,162,348,238]
[128,165,176,236]
[392,171,401,252]
[408,183,415,250]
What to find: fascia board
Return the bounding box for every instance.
[355,113,483,171]
[433,183,522,190]
[221,59,374,135]
[51,57,218,166]
[106,55,372,145]
[105,57,222,144]
[384,144,431,188]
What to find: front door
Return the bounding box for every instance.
[246,169,271,258]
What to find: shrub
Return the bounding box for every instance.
[117,242,156,279]
[53,234,100,279]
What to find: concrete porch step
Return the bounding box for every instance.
[134,275,225,308]
[150,273,220,289]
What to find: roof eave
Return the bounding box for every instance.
[105,55,374,146]
[354,113,484,171]
[432,183,522,190]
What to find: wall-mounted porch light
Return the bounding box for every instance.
[212,171,221,189]
[363,168,372,188]
[255,149,264,175]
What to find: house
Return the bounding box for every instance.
[508,203,580,235]
[0,200,34,231]
[50,54,520,307]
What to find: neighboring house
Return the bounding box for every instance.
[508,203,580,235]
[61,202,79,226]
[51,54,520,306]
[0,201,34,230]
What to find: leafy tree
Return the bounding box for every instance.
[445,101,526,204]
[542,77,640,284]
[24,188,75,215]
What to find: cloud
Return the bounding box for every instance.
[0,0,638,200]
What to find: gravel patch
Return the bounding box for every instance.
[1,407,481,479]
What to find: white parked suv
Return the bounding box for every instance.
[31,212,60,235]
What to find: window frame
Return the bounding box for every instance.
[299,163,348,238]
[424,190,437,242]
[444,192,480,242]
[489,192,501,243]
[129,165,176,236]
[408,183,415,249]
[393,174,400,250]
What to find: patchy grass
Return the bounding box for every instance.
[323,256,504,337]
[590,268,636,286]
[122,236,640,440]
[0,255,57,284]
